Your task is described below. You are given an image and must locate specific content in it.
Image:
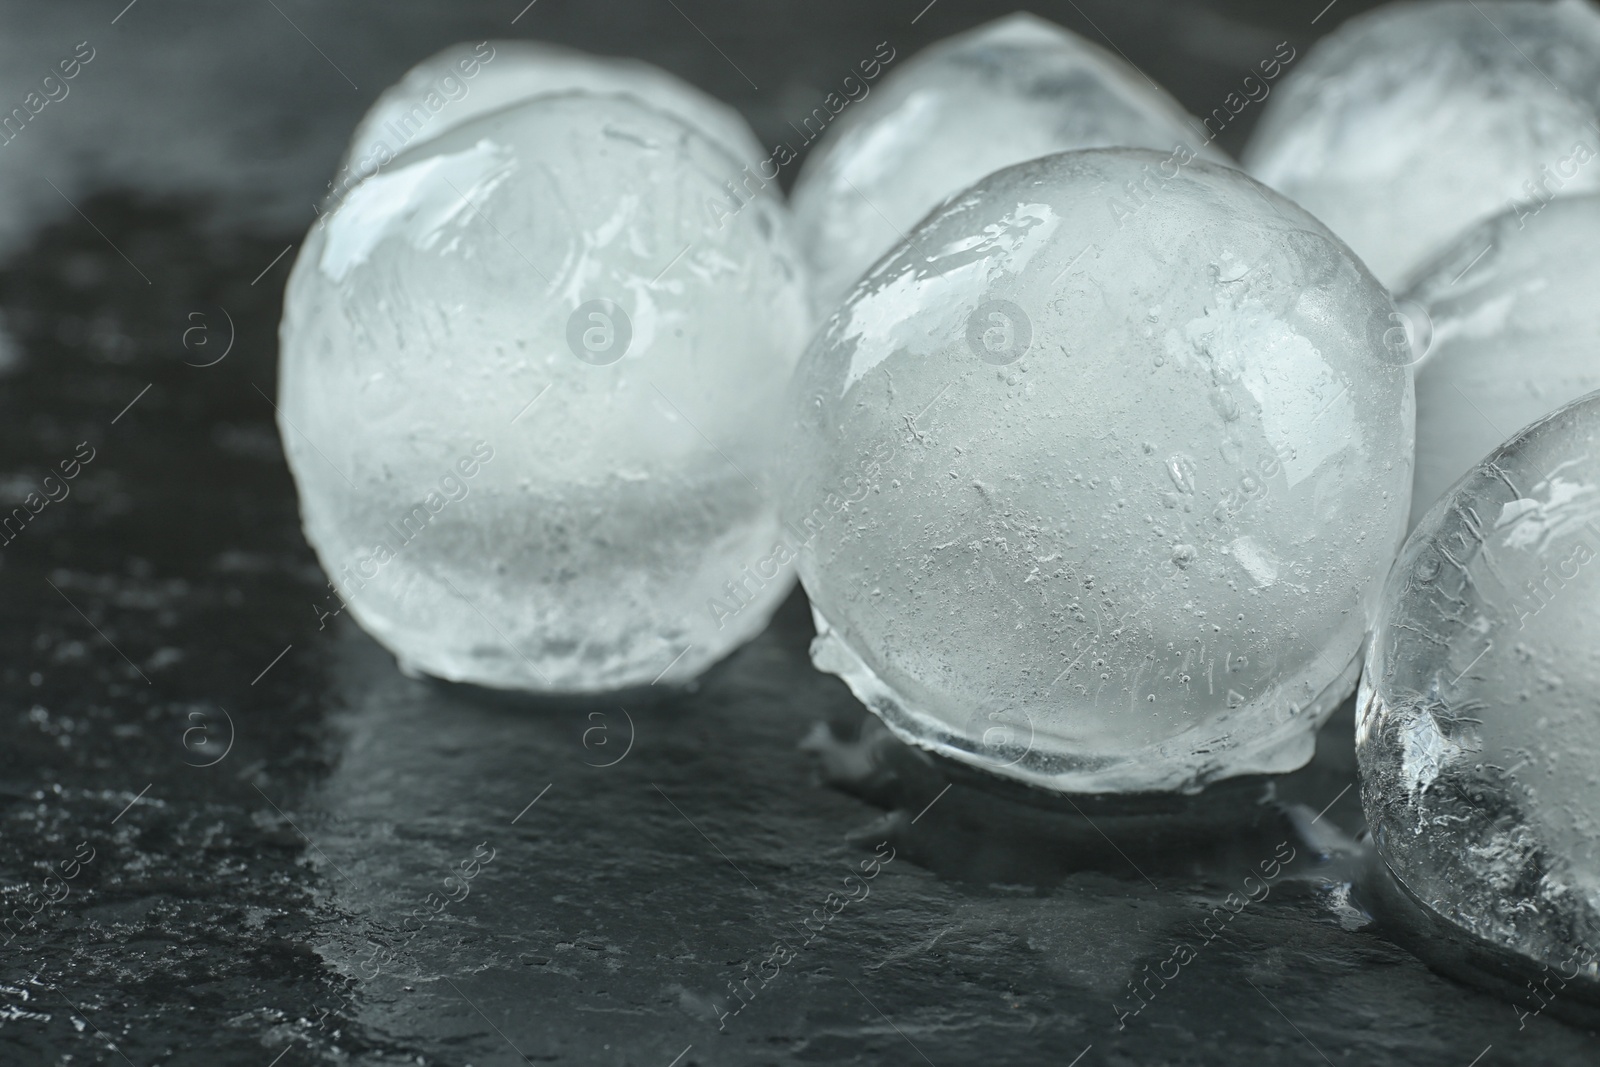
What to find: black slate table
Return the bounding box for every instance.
[0,1,1594,1063]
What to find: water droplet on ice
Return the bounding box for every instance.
[1167,454,1197,494]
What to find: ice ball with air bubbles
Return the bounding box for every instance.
[279,90,811,693]
[1359,389,1600,979]
[790,12,1226,317]
[784,147,1414,795]
[1244,0,1600,288]
[1401,192,1600,529]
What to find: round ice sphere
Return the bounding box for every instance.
[1244,0,1600,288]
[334,40,763,203]
[279,92,811,692]
[790,13,1223,316]
[785,148,1414,794]
[1403,193,1600,528]
[1359,389,1600,974]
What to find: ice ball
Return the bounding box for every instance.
[1244,0,1600,287]
[279,92,811,692]
[1359,389,1600,975]
[785,148,1414,794]
[1403,193,1600,528]
[334,40,764,204]
[790,12,1224,317]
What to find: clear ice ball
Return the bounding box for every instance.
[336,40,763,197]
[1244,0,1600,288]
[1403,193,1600,528]
[1359,389,1600,974]
[279,92,811,692]
[786,148,1414,794]
[790,12,1223,317]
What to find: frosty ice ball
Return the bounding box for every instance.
[1244,0,1600,287]
[334,40,764,205]
[790,13,1224,316]
[279,92,811,692]
[1359,389,1600,976]
[1402,193,1600,528]
[785,148,1413,794]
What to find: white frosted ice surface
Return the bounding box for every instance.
[1402,194,1600,529]
[1244,0,1600,288]
[785,148,1414,794]
[279,92,811,692]
[1359,390,1600,975]
[789,12,1225,317]
[335,40,764,203]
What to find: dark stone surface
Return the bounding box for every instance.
[0,1,1595,1064]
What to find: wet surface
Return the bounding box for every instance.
[0,1,1597,1064]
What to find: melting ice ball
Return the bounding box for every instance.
[279,92,811,692]
[334,40,763,204]
[1359,390,1600,976]
[1402,193,1600,529]
[785,148,1414,794]
[790,12,1223,316]
[1244,0,1600,287]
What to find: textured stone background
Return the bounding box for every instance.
[0,1,1595,1064]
